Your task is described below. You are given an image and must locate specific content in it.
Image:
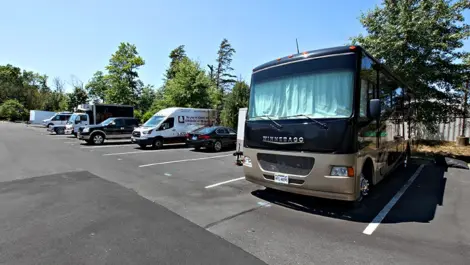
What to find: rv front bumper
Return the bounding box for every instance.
[242,147,359,202]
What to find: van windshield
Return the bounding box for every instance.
[143,115,165,127]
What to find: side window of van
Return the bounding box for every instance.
[161,117,175,130]
[53,115,61,121]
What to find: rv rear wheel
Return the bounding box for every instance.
[152,138,163,149]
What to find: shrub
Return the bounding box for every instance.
[0,99,28,121]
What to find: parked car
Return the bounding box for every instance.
[42,112,73,128]
[186,126,237,152]
[77,117,140,145]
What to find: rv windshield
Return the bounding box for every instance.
[248,70,354,120]
[143,115,165,127]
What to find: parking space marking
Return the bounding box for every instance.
[205,177,246,189]
[80,144,135,149]
[64,141,77,144]
[363,164,425,235]
[139,154,232,168]
[103,148,191,156]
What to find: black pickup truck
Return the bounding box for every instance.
[78,117,140,145]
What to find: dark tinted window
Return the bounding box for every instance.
[227,128,236,134]
[79,115,87,121]
[216,128,228,134]
[161,117,174,130]
[125,119,138,126]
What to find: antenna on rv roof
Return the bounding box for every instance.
[296,38,300,54]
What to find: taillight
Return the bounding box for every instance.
[198,135,210,140]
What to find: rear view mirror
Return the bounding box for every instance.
[368,99,381,120]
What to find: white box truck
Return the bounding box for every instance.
[28,110,56,125]
[131,107,217,149]
[65,104,134,136]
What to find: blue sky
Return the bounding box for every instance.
[0,0,468,92]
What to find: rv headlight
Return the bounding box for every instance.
[243,156,252,167]
[82,127,90,133]
[142,129,153,135]
[330,166,354,177]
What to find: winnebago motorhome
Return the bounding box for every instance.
[242,46,413,203]
[65,104,134,136]
[132,107,217,149]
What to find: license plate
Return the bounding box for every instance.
[274,174,289,184]
[192,136,197,140]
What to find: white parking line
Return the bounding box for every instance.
[362,165,425,235]
[64,141,77,144]
[139,154,232,168]
[103,148,191,156]
[80,144,135,149]
[205,177,245,189]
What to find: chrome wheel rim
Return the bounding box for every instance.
[360,175,370,196]
[214,142,222,151]
[155,140,162,148]
[94,135,103,144]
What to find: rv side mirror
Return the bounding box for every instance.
[368,99,381,120]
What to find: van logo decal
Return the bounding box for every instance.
[262,136,304,144]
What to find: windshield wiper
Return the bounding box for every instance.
[254,114,282,128]
[289,114,328,129]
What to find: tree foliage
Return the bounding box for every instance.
[351,0,470,132]
[0,99,28,121]
[105,42,145,105]
[68,86,88,110]
[221,81,250,129]
[85,71,109,102]
[155,57,214,109]
[165,45,187,80]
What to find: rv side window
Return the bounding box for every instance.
[161,117,174,130]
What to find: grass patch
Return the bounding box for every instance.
[413,140,470,163]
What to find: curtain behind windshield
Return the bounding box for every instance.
[249,70,354,119]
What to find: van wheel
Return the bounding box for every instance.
[152,138,163,149]
[213,141,222,152]
[92,133,105,145]
[55,127,65,135]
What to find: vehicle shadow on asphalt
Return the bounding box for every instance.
[252,159,447,224]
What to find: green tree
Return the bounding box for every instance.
[221,81,250,129]
[105,42,145,105]
[137,85,156,113]
[165,45,187,80]
[85,71,109,102]
[68,87,89,110]
[0,99,28,121]
[159,57,214,108]
[351,0,470,132]
[214,38,237,93]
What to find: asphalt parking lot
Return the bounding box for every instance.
[1,122,469,264]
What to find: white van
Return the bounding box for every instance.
[42,112,73,128]
[131,107,217,149]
